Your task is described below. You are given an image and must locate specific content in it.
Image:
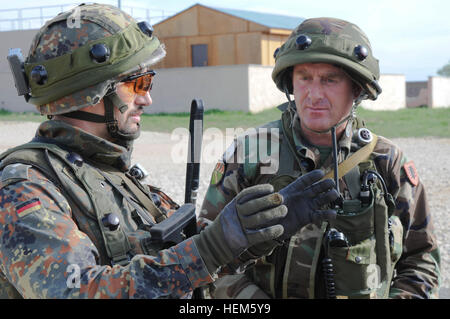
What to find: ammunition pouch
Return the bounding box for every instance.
[327,188,378,298]
[247,162,402,299]
[325,174,401,299]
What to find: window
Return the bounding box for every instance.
[191,44,208,67]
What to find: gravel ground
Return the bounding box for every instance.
[0,121,449,298]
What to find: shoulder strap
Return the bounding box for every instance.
[97,169,166,223]
[322,134,378,181]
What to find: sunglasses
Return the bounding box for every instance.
[119,70,156,96]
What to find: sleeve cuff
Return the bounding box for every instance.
[173,238,215,289]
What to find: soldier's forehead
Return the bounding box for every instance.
[293,63,346,75]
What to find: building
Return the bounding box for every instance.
[406,77,450,108]
[1,4,431,114]
[153,3,304,69]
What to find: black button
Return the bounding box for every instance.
[30,65,48,85]
[273,47,280,59]
[90,43,110,63]
[295,35,312,50]
[354,45,368,61]
[66,152,83,167]
[102,213,120,231]
[300,159,313,171]
[151,193,161,207]
[138,21,154,37]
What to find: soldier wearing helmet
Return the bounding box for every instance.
[200,17,440,299]
[0,3,324,299]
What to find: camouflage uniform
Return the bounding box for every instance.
[200,18,440,299]
[0,120,215,298]
[1,4,290,299]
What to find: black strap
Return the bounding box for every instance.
[103,96,119,133]
[62,111,106,123]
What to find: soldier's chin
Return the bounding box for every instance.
[117,124,141,141]
[126,126,141,140]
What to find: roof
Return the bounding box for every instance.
[207,5,304,30]
[155,3,304,30]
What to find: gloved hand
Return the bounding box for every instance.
[235,170,338,265]
[278,169,339,240]
[193,184,287,274]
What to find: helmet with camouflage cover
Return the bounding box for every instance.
[24,3,164,116]
[21,3,166,143]
[272,17,381,102]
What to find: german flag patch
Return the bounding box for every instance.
[403,161,419,186]
[16,198,42,218]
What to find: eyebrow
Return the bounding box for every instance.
[293,68,309,76]
[294,69,345,78]
[324,72,345,79]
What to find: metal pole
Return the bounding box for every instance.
[331,126,339,195]
[118,0,121,9]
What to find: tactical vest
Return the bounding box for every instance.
[245,111,403,299]
[0,141,169,267]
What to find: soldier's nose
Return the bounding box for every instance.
[135,92,152,107]
[308,82,326,104]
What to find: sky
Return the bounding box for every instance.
[1,0,449,81]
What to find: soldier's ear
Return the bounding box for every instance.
[352,83,362,99]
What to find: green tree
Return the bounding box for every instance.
[437,60,450,76]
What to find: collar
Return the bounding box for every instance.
[282,108,355,170]
[36,120,132,171]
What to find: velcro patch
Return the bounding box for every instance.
[403,161,419,186]
[1,163,31,187]
[16,198,43,218]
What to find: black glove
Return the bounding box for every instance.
[278,169,339,240]
[193,184,287,274]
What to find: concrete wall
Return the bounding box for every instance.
[429,76,450,108]
[0,29,284,114]
[3,30,447,114]
[406,81,428,108]
[406,77,450,108]
[360,74,406,111]
[149,64,285,114]
[0,29,38,113]
[248,65,285,113]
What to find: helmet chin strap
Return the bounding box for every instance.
[60,88,140,147]
[103,90,141,143]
